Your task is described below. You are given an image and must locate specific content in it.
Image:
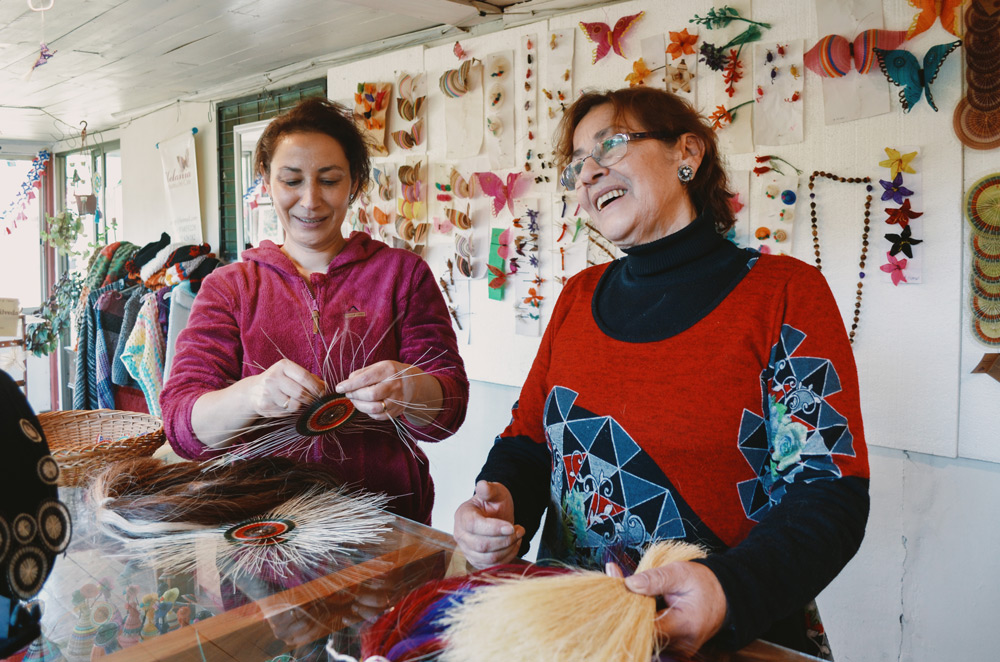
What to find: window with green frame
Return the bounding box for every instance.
[217,79,327,261]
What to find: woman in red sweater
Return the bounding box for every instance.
[453,87,869,658]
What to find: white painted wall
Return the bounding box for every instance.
[119,102,219,251]
[110,2,1000,661]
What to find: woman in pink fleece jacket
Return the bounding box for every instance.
[160,98,468,524]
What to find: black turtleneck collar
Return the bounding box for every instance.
[592,214,755,343]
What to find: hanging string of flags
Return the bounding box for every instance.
[1,150,51,235]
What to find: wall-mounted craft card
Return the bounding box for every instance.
[396,158,427,253]
[487,226,509,301]
[430,162,473,235]
[727,169,752,247]
[354,82,392,157]
[438,265,471,344]
[666,27,699,102]
[541,30,573,152]
[439,59,484,159]
[551,194,588,292]
[485,50,515,170]
[519,35,539,148]
[752,40,804,146]
[703,0,758,154]
[639,34,666,89]
[877,146,923,285]
[511,198,543,337]
[391,71,425,153]
[810,0,898,124]
[370,164,396,244]
[750,166,799,256]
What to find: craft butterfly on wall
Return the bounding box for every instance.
[873,40,962,112]
[579,12,644,64]
[475,172,527,217]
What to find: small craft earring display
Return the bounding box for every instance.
[512,201,543,337]
[808,170,874,344]
[877,147,923,285]
[353,82,391,157]
[391,71,425,151]
[752,40,805,146]
[552,195,587,290]
[750,155,801,256]
[485,50,515,169]
[520,34,539,150]
[440,59,484,159]
[542,29,573,143]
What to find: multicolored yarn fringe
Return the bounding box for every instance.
[360,564,568,661]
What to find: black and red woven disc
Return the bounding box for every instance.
[224,518,296,546]
[296,393,356,436]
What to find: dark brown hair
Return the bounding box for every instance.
[554,87,736,233]
[90,457,344,529]
[254,96,371,203]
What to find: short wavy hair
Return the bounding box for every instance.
[554,87,736,233]
[254,96,371,203]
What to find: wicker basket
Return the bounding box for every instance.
[38,409,166,487]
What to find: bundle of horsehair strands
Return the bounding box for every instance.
[439,540,707,662]
[90,459,392,582]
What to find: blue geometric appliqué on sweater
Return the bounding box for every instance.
[539,385,689,568]
[737,324,857,522]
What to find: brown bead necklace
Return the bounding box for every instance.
[808,170,873,345]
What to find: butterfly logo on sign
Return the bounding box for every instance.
[475,171,528,217]
[177,150,190,173]
[579,12,644,63]
[873,40,962,112]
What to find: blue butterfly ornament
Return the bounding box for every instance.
[873,40,962,112]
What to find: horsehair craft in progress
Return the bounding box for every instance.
[359,540,706,662]
[88,457,391,580]
[205,316,458,468]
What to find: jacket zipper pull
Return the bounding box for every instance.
[312,310,320,334]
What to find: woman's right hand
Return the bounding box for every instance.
[249,359,326,418]
[453,480,525,568]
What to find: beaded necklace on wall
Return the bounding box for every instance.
[808,171,874,345]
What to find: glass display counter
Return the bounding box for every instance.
[12,489,822,662]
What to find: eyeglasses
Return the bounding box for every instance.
[560,131,672,189]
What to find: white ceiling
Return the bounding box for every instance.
[0,0,602,145]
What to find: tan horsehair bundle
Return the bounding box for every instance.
[439,540,707,662]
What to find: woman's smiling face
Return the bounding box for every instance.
[572,103,700,248]
[264,131,353,259]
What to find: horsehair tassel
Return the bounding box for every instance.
[439,540,707,662]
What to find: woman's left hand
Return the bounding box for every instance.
[620,561,728,657]
[335,360,443,425]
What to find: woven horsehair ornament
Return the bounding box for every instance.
[0,369,72,657]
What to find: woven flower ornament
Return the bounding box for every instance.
[625,58,652,87]
[667,29,698,59]
[880,173,914,204]
[879,147,918,180]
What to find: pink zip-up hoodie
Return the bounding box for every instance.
[161,233,469,524]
